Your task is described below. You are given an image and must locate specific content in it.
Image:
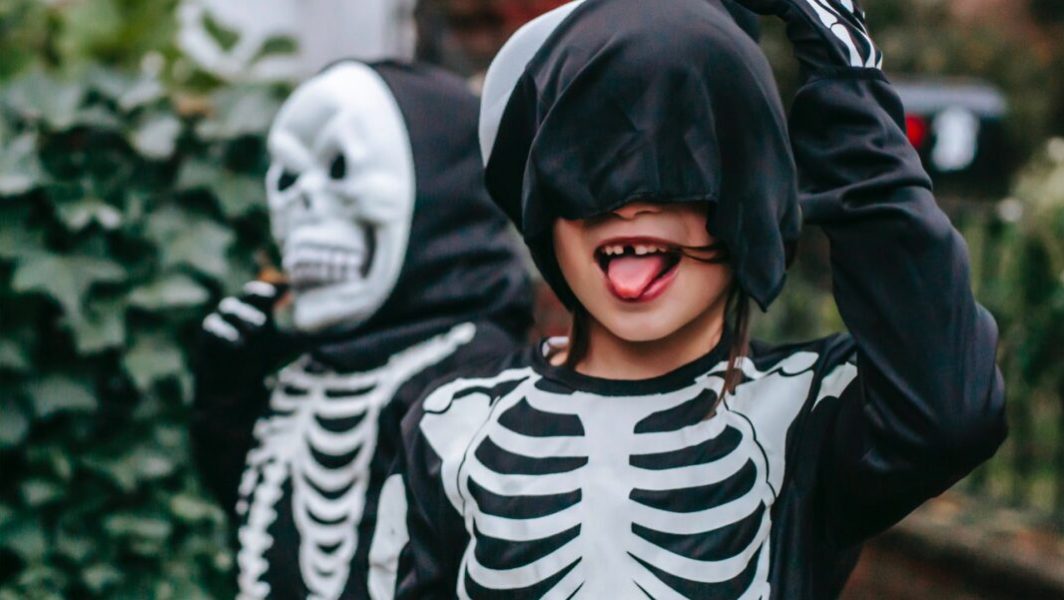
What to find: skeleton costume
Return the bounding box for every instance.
[389,0,1007,598]
[191,61,532,600]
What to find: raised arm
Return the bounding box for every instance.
[735,0,1007,544]
[190,281,297,514]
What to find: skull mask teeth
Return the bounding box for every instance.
[266,62,415,333]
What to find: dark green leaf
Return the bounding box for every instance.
[123,332,185,391]
[146,207,234,280]
[70,104,123,130]
[0,396,29,448]
[196,86,280,140]
[103,514,172,541]
[132,113,182,160]
[25,374,97,418]
[129,273,209,311]
[0,338,30,372]
[20,478,62,507]
[67,297,127,354]
[55,529,94,564]
[120,78,166,112]
[2,70,84,130]
[0,515,47,561]
[177,159,264,217]
[80,454,137,493]
[87,68,165,111]
[254,35,298,60]
[0,214,45,260]
[83,564,123,594]
[56,197,123,232]
[0,134,45,196]
[169,493,219,524]
[202,10,240,51]
[11,253,125,321]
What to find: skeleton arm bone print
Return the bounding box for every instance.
[732,0,882,75]
[779,2,1007,546]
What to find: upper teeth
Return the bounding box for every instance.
[602,243,668,256]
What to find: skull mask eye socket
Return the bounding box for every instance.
[277,170,299,191]
[329,153,347,180]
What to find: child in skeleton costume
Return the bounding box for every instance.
[191,60,532,600]
[388,0,1007,598]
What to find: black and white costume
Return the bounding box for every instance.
[390,0,1007,598]
[191,61,532,600]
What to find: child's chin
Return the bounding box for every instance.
[600,314,691,345]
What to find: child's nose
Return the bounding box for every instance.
[611,202,661,220]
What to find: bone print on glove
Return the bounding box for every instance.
[197,281,297,394]
[736,0,882,77]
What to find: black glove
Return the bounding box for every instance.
[195,281,298,395]
[733,0,882,79]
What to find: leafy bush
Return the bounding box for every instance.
[965,138,1064,518]
[0,67,284,598]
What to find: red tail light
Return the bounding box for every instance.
[906,114,929,150]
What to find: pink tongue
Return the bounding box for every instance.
[607,255,667,299]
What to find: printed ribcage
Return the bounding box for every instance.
[237,361,384,600]
[457,377,773,599]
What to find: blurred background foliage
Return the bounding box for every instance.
[0,63,285,599]
[1,0,1064,597]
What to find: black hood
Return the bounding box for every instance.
[479,0,799,310]
[312,61,533,371]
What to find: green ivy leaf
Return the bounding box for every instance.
[146,207,234,280]
[129,273,209,311]
[0,210,45,260]
[81,454,137,493]
[119,78,166,112]
[67,297,127,354]
[0,338,30,372]
[25,374,97,418]
[123,332,185,392]
[253,35,299,62]
[0,515,47,562]
[19,478,63,508]
[55,529,94,564]
[0,396,29,449]
[56,197,123,232]
[196,86,280,140]
[170,493,219,524]
[83,564,123,594]
[71,104,124,130]
[132,113,182,160]
[87,68,165,112]
[177,159,264,217]
[0,133,45,196]
[103,513,172,542]
[2,70,85,130]
[11,253,125,321]
[202,10,240,51]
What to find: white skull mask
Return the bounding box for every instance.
[266,63,415,333]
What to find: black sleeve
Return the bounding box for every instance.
[790,71,1007,546]
[394,400,469,599]
[189,374,268,517]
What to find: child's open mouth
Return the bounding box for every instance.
[595,238,682,302]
